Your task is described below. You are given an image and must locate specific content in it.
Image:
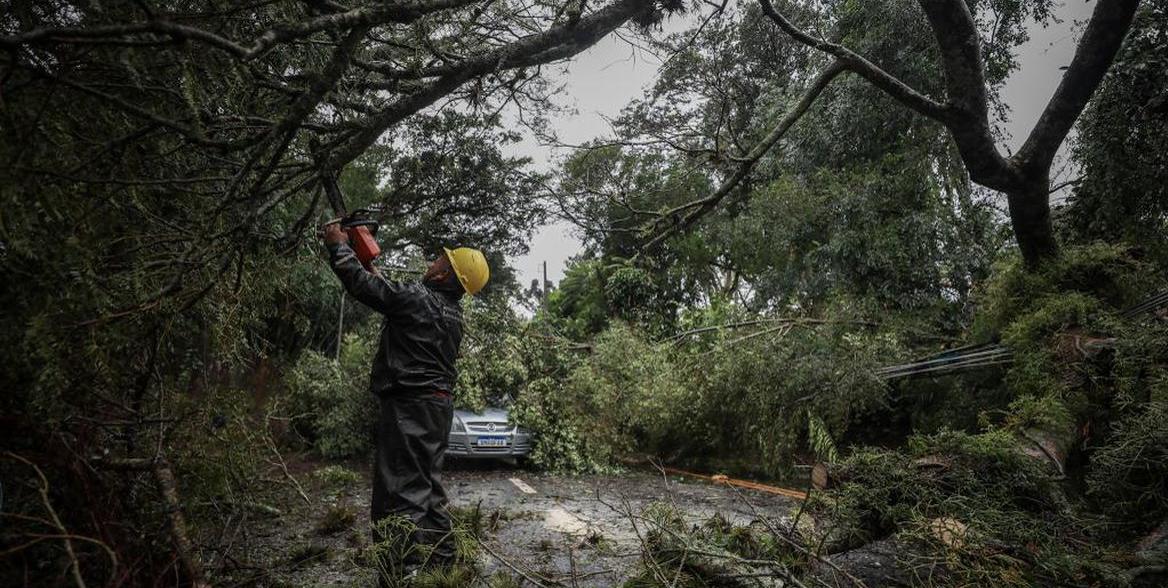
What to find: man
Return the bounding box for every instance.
[321,222,489,574]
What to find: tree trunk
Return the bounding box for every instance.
[100,457,211,587]
[809,538,945,587]
[1005,178,1059,267]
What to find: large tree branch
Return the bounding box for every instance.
[1013,0,1141,176]
[0,0,482,60]
[20,66,245,149]
[914,0,991,124]
[355,22,644,82]
[758,0,1017,191]
[230,27,369,206]
[912,0,1018,190]
[641,59,847,251]
[325,0,657,168]
[242,0,483,60]
[757,0,947,121]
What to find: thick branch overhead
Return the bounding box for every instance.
[1013,0,1141,176]
[751,0,1143,265]
[1,0,666,297]
[642,59,847,252]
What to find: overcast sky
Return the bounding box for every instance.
[506,1,1097,289]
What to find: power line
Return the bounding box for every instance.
[878,288,1168,381]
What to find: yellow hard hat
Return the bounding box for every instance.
[443,247,490,295]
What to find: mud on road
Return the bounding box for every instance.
[232,459,801,587]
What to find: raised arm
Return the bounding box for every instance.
[323,223,414,316]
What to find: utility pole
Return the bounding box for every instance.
[336,291,345,359]
[542,260,549,306]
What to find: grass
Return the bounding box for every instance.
[288,541,334,568]
[313,464,363,486]
[412,565,480,588]
[361,505,533,588]
[316,505,358,535]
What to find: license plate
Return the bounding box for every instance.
[476,436,508,447]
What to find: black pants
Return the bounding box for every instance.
[371,391,455,566]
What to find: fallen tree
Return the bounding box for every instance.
[795,245,1168,586]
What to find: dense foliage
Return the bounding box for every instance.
[517,3,1168,585]
[285,327,379,458]
[1066,2,1168,263]
[0,0,569,579]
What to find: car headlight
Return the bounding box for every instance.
[451,417,465,432]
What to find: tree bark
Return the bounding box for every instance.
[100,457,210,587]
[1005,178,1060,268]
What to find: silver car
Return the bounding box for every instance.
[447,407,532,459]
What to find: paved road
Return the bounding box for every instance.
[235,460,799,586]
[446,465,799,585]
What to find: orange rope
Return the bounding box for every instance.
[660,467,808,500]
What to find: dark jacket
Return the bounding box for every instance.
[327,243,463,396]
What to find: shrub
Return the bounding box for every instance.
[690,319,899,475]
[1087,401,1168,521]
[561,322,692,453]
[455,296,529,413]
[968,244,1163,456]
[972,242,1156,343]
[511,377,618,473]
[513,313,899,475]
[1086,323,1168,521]
[283,327,378,458]
[167,386,274,536]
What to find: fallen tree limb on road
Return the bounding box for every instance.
[660,467,808,500]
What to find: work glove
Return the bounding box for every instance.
[320,218,349,246]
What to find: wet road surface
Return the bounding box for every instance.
[234,459,799,586]
[446,465,798,584]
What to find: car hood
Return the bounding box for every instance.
[454,407,511,422]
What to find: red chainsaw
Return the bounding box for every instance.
[321,171,381,270]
